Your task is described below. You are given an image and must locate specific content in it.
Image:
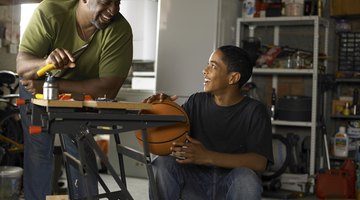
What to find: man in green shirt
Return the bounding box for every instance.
[16,0,132,199]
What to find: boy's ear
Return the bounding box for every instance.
[229,72,241,85]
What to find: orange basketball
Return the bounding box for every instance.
[135,100,190,155]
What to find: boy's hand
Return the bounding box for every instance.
[143,93,178,103]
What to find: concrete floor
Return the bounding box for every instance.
[99,174,149,200]
[43,173,322,200]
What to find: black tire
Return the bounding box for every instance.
[0,109,24,167]
[262,134,291,181]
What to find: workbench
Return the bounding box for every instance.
[31,99,186,200]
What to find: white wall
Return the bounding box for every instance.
[121,0,158,61]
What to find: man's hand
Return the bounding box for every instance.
[143,93,178,103]
[20,79,44,95]
[45,48,77,70]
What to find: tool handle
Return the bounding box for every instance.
[36,63,55,77]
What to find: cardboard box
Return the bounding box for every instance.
[280,173,310,192]
[331,0,360,16]
[332,99,351,115]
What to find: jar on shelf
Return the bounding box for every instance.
[285,1,304,16]
[291,51,305,69]
[335,19,351,33]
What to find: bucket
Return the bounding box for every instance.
[0,166,23,200]
[285,3,304,16]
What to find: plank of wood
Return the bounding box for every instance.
[32,99,152,110]
[32,99,83,108]
[83,100,152,110]
[46,195,69,200]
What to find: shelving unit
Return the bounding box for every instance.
[330,78,360,154]
[236,16,329,178]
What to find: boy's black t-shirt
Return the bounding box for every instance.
[182,92,274,164]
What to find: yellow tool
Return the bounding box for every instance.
[36,64,55,77]
[36,44,89,77]
[35,93,44,99]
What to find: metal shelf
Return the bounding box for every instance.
[237,16,329,27]
[331,114,360,120]
[335,78,360,83]
[271,120,312,127]
[236,16,329,180]
[253,68,314,75]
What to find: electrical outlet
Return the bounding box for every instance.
[9,43,18,54]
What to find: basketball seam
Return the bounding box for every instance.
[136,130,187,144]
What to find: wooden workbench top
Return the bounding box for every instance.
[31,99,152,110]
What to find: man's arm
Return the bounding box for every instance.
[17,52,48,80]
[17,49,76,80]
[17,51,124,98]
[57,77,124,99]
[19,75,124,99]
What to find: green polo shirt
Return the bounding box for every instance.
[19,0,133,80]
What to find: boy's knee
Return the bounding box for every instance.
[231,167,262,187]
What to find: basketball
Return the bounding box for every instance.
[135,100,190,155]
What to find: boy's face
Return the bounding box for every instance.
[203,50,236,94]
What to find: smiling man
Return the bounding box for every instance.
[144,45,273,200]
[16,0,132,199]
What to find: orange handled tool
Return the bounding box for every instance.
[15,98,26,106]
[36,63,55,77]
[29,126,42,135]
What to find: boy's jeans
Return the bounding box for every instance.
[150,156,263,200]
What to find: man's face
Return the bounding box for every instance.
[87,0,121,30]
[202,50,233,94]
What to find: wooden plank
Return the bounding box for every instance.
[32,99,83,108]
[32,99,152,110]
[46,195,69,200]
[83,100,152,110]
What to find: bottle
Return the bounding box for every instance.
[242,0,256,18]
[317,0,322,17]
[270,88,276,120]
[43,73,59,100]
[333,126,349,157]
[352,88,359,115]
[343,102,351,116]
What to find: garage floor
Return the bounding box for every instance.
[43,173,321,200]
[97,173,320,200]
[99,174,149,200]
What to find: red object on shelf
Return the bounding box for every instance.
[256,46,282,67]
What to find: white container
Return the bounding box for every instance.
[334,126,349,157]
[0,166,23,200]
[285,2,304,16]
